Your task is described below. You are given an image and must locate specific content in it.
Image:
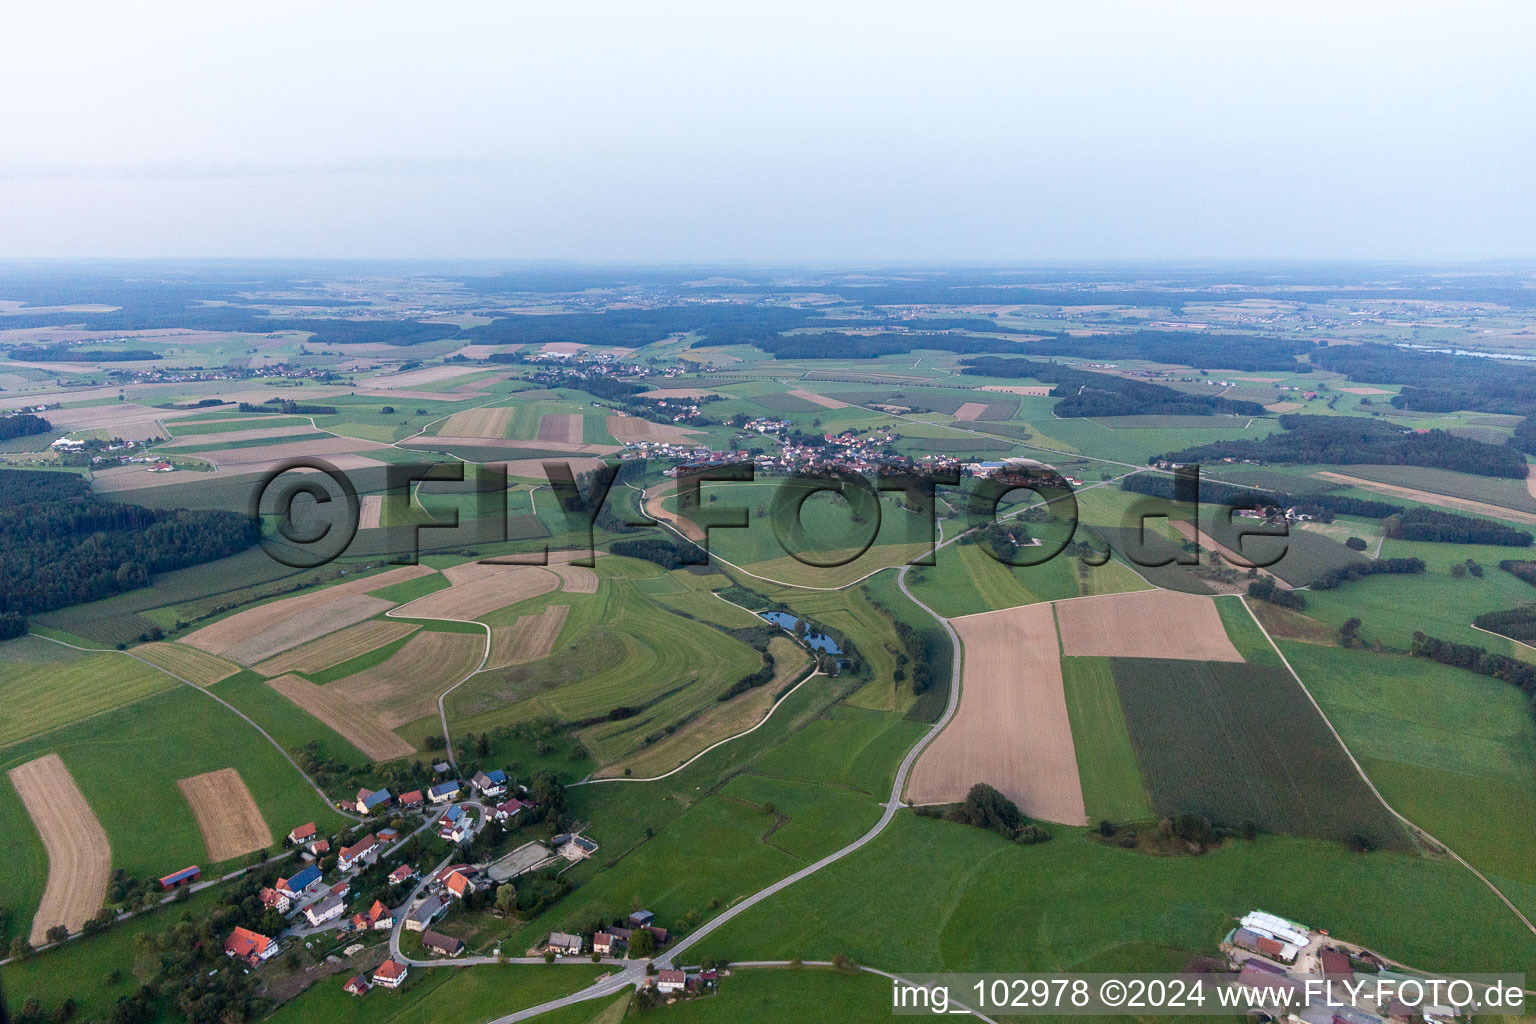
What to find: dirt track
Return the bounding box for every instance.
[177,768,273,862]
[1055,588,1244,661]
[906,602,1088,825]
[266,674,416,760]
[9,754,111,944]
[253,619,419,677]
[487,605,571,669]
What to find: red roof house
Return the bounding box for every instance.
[373,959,408,988]
[224,926,277,967]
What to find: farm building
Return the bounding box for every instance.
[304,895,346,927]
[547,931,584,955]
[628,910,655,928]
[1320,949,1354,978]
[406,895,445,932]
[421,929,464,956]
[398,789,424,809]
[355,787,392,814]
[377,827,400,843]
[656,970,686,994]
[373,960,408,989]
[288,822,317,845]
[278,865,322,899]
[258,887,291,914]
[344,974,370,996]
[159,865,201,890]
[428,780,461,803]
[338,833,380,871]
[224,926,278,967]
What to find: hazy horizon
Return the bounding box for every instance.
[3,2,1532,262]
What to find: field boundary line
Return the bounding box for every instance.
[570,666,823,786]
[1239,598,1536,937]
[384,598,492,770]
[29,633,362,823]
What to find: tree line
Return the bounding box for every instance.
[1119,472,1403,520]
[1159,414,1529,479]
[1310,557,1425,590]
[1384,507,1532,546]
[1411,632,1536,722]
[0,413,52,441]
[961,357,1266,417]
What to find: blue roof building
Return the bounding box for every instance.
[281,865,322,896]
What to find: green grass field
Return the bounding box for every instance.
[906,537,1149,618]
[1109,658,1406,847]
[0,652,175,749]
[1315,462,1536,514]
[1059,656,1153,823]
[1281,642,1536,909]
[0,686,347,902]
[652,967,893,1023]
[262,963,607,1024]
[1214,595,1281,665]
[690,812,1536,978]
[449,574,763,765]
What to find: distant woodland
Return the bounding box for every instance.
[1158,415,1529,478]
[962,357,1266,417]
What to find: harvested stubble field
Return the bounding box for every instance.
[641,482,706,541]
[439,406,515,438]
[605,414,701,442]
[907,602,1088,825]
[396,562,560,620]
[596,637,812,779]
[487,605,570,669]
[1315,471,1536,526]
[253,620,419,677]
[785,388,849,409]
[329,630,486,727]
[0,655,173,749]
[131,642,241,687]
[952,401,989,421]
[178,564,434,664]
[359,494,384,529]
[265,674,416,760]
[161,423,318,448]
[182,592,393,665]
[199,435,388,469]
[176,768,273,862]
[8,754,110,944]
[551,563,598,594]
[536,413,585,444]
[1055,589,1244,662]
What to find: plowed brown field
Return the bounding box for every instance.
[1054,589,1244,661]
[176,768,273,862]
[9,754,111,944]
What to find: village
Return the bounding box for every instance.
[173,764,721,1006]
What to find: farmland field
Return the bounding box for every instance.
[252,618,420,676]
[1283,642,1536,903]
[1055,589,1244,662]
[130,641,241,686]
[690,811,1536,978]
[2,686,342,876]
[0,653,174,749]
[1109,658,1406,847]
[8,754,111,944]
[327,629,486,727]
[175,767,273,862]
[266,673,418,760]
[1060,656,1153,823]
[908,602,1087,824]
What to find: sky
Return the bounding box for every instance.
[1,1,1533,261]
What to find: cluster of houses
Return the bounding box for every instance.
[1225,910,1467,1024]
[549,909,671,959]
